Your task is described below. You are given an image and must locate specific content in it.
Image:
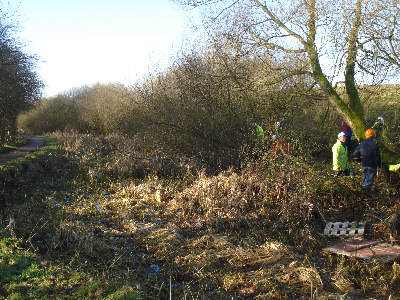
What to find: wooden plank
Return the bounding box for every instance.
[322,239,379,254]
[322,239,400,262]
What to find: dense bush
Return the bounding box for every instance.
[75,84,138,134]
[51,131,201,179]
[18,46,337,168]
[20,41,400,168]
[17,95,79,134]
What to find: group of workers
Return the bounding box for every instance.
[253,117,399,189]
[332,116,400,189]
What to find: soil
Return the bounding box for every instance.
[0,136,45,164]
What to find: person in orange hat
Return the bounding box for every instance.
[352,129,381,189]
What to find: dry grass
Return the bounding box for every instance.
[1,132,400,299]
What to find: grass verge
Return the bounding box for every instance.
[0,229,143,299]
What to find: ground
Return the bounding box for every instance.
[1,133,400,299]
[0,136,45,165]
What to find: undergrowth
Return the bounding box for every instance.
[1,132,400,299]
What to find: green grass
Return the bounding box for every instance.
[0,145,17,154]
[0,137,57,171]
[0,230,143,299]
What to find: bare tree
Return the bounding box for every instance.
[0,7,42,144]
[177,0,400,162]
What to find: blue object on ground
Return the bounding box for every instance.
[148,264,161,275]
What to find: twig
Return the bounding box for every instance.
[170,275,172,300]
[28,239,36,251]
[315,204,328,224]
[25,219,49,245]
[5,215,15,235]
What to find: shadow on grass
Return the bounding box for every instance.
[0,138,144,299]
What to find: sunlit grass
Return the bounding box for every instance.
[1,132,399,299]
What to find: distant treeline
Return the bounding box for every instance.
[18,48,400,166]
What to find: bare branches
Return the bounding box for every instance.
[256,42,306,54]
[251,0,308,47]
[0,7,42,144]
[245,29,306,54]
[211,0,240,21]
[357,0,400,72]
[174,0,225,7]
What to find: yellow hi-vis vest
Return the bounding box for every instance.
[332,140,350,171]
[255,124,264,142]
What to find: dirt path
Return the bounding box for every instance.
[0,136,45,165]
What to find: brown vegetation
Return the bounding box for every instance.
[8,3,400,297]
[1,132,400,298]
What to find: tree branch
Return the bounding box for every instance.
[212,0,240,21]
[251,0,307,47]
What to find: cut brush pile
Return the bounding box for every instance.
[1,132,400,299]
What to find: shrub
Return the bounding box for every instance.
[17,46,371,168]
[18,95,79,134]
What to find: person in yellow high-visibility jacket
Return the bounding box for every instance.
[372,116,388,140]
[254,123,264,143]
[389,163,400,172]
[332,132,351,176]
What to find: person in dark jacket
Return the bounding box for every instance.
[340,122,353,141]
[352,129,381,189]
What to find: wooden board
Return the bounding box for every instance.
[323,239,400,262]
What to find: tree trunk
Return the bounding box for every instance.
[252,0,400,166]
[305,0,399,166]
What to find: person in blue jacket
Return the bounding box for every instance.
[352,129,381,189]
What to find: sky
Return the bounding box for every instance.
[8,0,198,97]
